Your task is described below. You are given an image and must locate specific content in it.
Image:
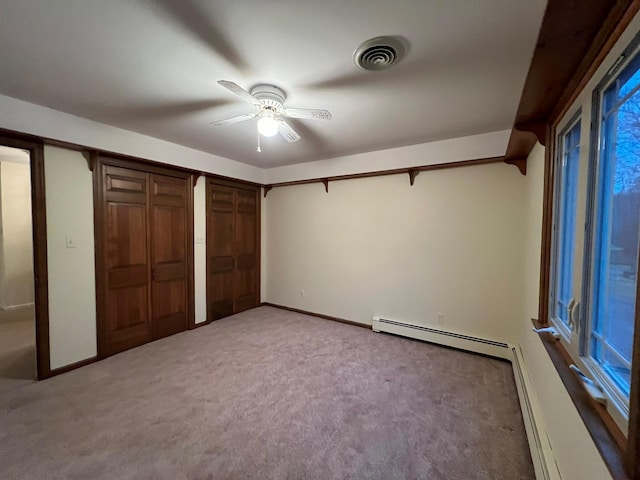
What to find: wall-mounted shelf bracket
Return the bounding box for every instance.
[408,168,420,186]
[85,150,98,172]
[321,178,329,193]
[263,185,272,198]
[192,171,204,184]
[504,157,527,176]
[515,120,547,146]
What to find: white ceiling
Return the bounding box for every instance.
[0,1,546,168]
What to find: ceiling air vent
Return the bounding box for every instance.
[354,36,406,71]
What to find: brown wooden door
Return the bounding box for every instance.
[234,188,258,313]
[98,160,193,357]
[150,174,189,339]
[207,181,259,320]
[207,184,235,320]
[103,165,152,355]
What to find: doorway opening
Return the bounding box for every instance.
[0,145,36,392]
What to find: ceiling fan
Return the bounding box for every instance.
[211,80,332,145]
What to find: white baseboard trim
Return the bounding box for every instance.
[2,302,35,311]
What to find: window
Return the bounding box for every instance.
[549,30,640,437]
[550,116,581,335]
[585,48,640,408]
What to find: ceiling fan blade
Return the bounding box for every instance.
[283,108,332,121]
[209,112,257,127]
[278,120,301,142]
[217,80,262,107]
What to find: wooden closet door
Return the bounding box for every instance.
[150,174,188,339]
[207,184,235,320]
[103,165,151,355]
[235,188,258,313]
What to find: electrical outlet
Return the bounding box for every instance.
[437,312,444,324]
[300,289,306,299]
[196,234,205,244]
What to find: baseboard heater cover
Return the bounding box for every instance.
[371,316,511,360]
[511,346,562,480]
[371,316,563,480]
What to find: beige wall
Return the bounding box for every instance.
[44,146,97,370]
[264,161,527,344]
[518,143,613,480]
[194,176,207,324]
[0,159,34,309]
[519,143,544,323]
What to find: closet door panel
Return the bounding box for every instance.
[103,166,151,355]
[107,286,148,347]
[150,174,188,339]
[152,281,187,339]
[235,188,258,313]
[208,184,235,320]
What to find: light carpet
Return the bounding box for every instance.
[0,306,534,479]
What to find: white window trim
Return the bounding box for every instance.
[549,111,582,345]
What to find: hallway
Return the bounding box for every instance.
[0,306,36,394]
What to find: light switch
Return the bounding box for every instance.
[65,235,77,248]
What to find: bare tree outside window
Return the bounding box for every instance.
[591,76,640,394]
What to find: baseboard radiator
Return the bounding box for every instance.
[510,345,562,480]
[371,316,512,360]
[371,316,562,480]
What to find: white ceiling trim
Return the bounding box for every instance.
[0,93,511,185]
[264,130,511,184]
[0,94,265,184]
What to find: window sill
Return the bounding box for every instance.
[531,318,629,480]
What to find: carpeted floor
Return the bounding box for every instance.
[0,306,36,395]
[0,306,534,480]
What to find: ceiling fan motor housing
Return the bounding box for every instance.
[250,84,285,110]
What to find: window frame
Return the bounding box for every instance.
[579,41,640,432]
[549,111,582,342]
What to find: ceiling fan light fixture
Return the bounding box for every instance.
[257,113,279,137]
[213,80,328,144]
